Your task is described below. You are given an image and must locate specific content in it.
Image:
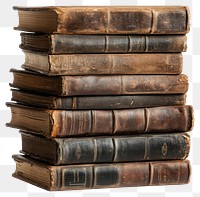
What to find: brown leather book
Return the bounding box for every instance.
[6,103,194,137]
[22,51,182,75]
[11,89,186,110]
[20,33,187,54]
[13,155,191,191]
[20,131,190,165]
[10,69,188,96]
[13,6,190,34]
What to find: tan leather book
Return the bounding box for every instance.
[22,51,183,75]
[10,69,188,96]
[13,6,190,34]
[20,33,187,54]
[6,103,194,137]
[13,155,191,191]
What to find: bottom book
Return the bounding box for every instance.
[13,155,190,191]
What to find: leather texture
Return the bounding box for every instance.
[20,132,190,165]
[12,155,191,191]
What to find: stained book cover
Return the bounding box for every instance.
[20,33,187,54]
[14,6,190,34]
[22,51,183,75]
[10,69,189,96]
[13,155,191,191]
[11,89,186,110]
[20,131,190,165]
[6,103,194,137]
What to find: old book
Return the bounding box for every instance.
[20,131,190,165]
[6,103,194,137]
[11,89,186,110]
[20,33,187,53]
[10,69,188,96]
[13,6,190,34]
[21,51,182,75]
[13,155,191,191]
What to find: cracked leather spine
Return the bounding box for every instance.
[51,105,193,137]
[12,155,191,191]
[20,132,190,165]
[20,33,187,54]
[22,51,183,75]
[7,103,193,137]
[11,89,186,110]
[10,69,189,96]
[14,6,190,34]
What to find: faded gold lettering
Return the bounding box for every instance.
[162,143,168,157]
[75,145,81,160]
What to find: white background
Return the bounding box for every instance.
[0,0,200,196]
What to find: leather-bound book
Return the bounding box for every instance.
[20,33,187,54]
[12,155,191,191]
[20,131,190,165]
[6,103,194,137]
[11,89,186,110]
[13,6,190,34]
[10,69,188,96]
[21,51,182,75]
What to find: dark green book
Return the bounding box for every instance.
[20,131,190,165]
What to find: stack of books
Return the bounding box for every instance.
[7,6,194,191]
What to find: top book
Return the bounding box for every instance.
[13,6,190,34]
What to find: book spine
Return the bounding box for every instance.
[55,94,186,110]
[50,35,186,53]
[11,70,188,96]
[62,74,188,96]
[20,34,187,53]
[51,106,193,137]
[47,53,182,75]
[57,7,189,34]
[11,90,186,110]
[56,133,190,165]
[51,160,190,190]
[20,132,190,165]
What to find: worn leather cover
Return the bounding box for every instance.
[11,89,186,110]
[7,103,194,137]
[10,69,189,96]
[22,51,183,75]
[20,131,190,165]
[14,6,190,34]
[12,155,191,190]
[20,33,187,53]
